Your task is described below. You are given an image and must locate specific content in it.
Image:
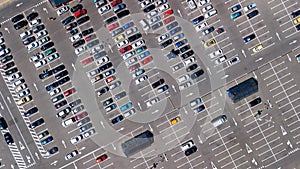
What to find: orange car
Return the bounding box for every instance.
[74,9,87,18]
[96,154,108,163]
[106,76,115,83]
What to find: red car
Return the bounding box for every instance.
[110,0,122,7]
[64,88,76,96]
[96,154,108,163]
[119,45,132,54]
[81,57,94,65]
[163,16,175,25]
[141,56,153,65]
[74,9,87,18]
[75,111,88,121]
[161,9,173,18]
[107,22,119,31]
[85,34,96,42]
[128,63,140,72]
[106,76,115,83]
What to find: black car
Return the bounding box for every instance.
[73,39,85,48]
[192,16,204,25]
[243,33,256,43]
[116,10,130,19]
[105,16,117,25]
[27,12,38,21]
[184,146,197,156]
[52,64,65,74]
[41,42,54,51]
[191,69,204,79]
[70,28,79,35]
[58,76,70,85]
[14,20,28,30]
[181,50,194,59]
[0,44,5,51]
[65,22,77,31]
[29,118,44,129]
[5,67,18,76]
[24,107,38,117]
[128,33,142,42]
[292,10,300,18]
[69,99,81,108]
[161,39,173,49]
[143,4,155,13]
[0,117,8,130]
[166,49,180,59]
[152,79,165,88]
[166,21,178,30]
[97,86,109,96]
[111,115,124,124]
[186,64,198,72]
[23,36,36,45]
[77,16,90,25]
[249,97,262,107]
[47,146,58,155]
[296,24,300,30]
[103,98,113,106]
[12,14,24,23]
[62,16,75,25]
[45,82,59,91]
[55,100,67,109]
[2,61,15,70]
[99,62,113,71]
[33,24,45,33]
[55,70,68,80]
[180,45,191,53]
[1,55,13,64]
[71,4,83,13]
[247,10,259,19]
[39,69,53,79]
[38,130,49,139]
[82,28,94,36]
[4,132,14,145]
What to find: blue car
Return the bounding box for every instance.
[111,115,124,124]
[120,102,132,112]
[122,21,134,30]
[231,4,241,12]
[192,16,204,25]
[175,39,187,48]
[114,3,126,13]
[41,136,53,146]
[230,11,242,19]
[138,51,150,60]
[195,105,205,113]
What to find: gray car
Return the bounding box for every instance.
[72,105,84,114]
[114,91,126,100]
[150,15,161,24]
[152,21,163,30]
[109,81,121,90]
[111,28,124,37]
[94,51,107,60]
[80,123,92,132]
[87,39,99,48]
[166,21,178,30]
[170,27,182,35]
[77,117,90,127]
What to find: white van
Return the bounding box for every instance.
[211,115,227,127]
[139,19,150,32]
[187,0,197,10]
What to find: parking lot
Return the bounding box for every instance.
[0,0,299,169]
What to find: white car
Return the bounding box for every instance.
[135,75,148,85]
[125,57,137,66]
[177,74,190,83]
[47,53,59,62]
[123,51,135,60]
[204,9,217,18]
[195,22,207,32]
[215,55,227,65]
[209,49,222,59]
[49,88,61,97]
[139,19,150,32]
[70,135,83,144]
[57,6,69,15]
[75,46,86,55]
[65,150,78,160]
[123,109,135,118]
[0,38,4,44]
[202,5,213,13]
[158,4,169,12]
[132,40,145,49]
[158,33,169,42]
[83,129,95,138]
[146,97,160,107]
[198,0,210,6]
[98,5,111,14]
[70,34,82,43]
[17,89,30,98]
[181,140,194,151]
[0,48,9,57]
[184,57,196,65]
[117,39,129,49]
[155,0,167,7]
[62,118,76,127]
[8,72,22,82]
[87,69,100,78]
[36,30,48,39]
[12,79,24,88]
[179,81,192,90]
[29,19,41,27]
[96,56,109,65]
[227,56,239,65]
[27,42,39,51]
[141,0,153,8]
[34,59,47,68]
[187,0,197,10]
[244,3,256,12]
[38,36,50,45]
[19,30,32,39]
[147,10,158,19]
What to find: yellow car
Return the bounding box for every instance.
[204,39,216,48]
[114,34,125,43]
[17,95,32,106]
[294,16,300,24]
[170,117,181,125]
[252,44,263,53]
